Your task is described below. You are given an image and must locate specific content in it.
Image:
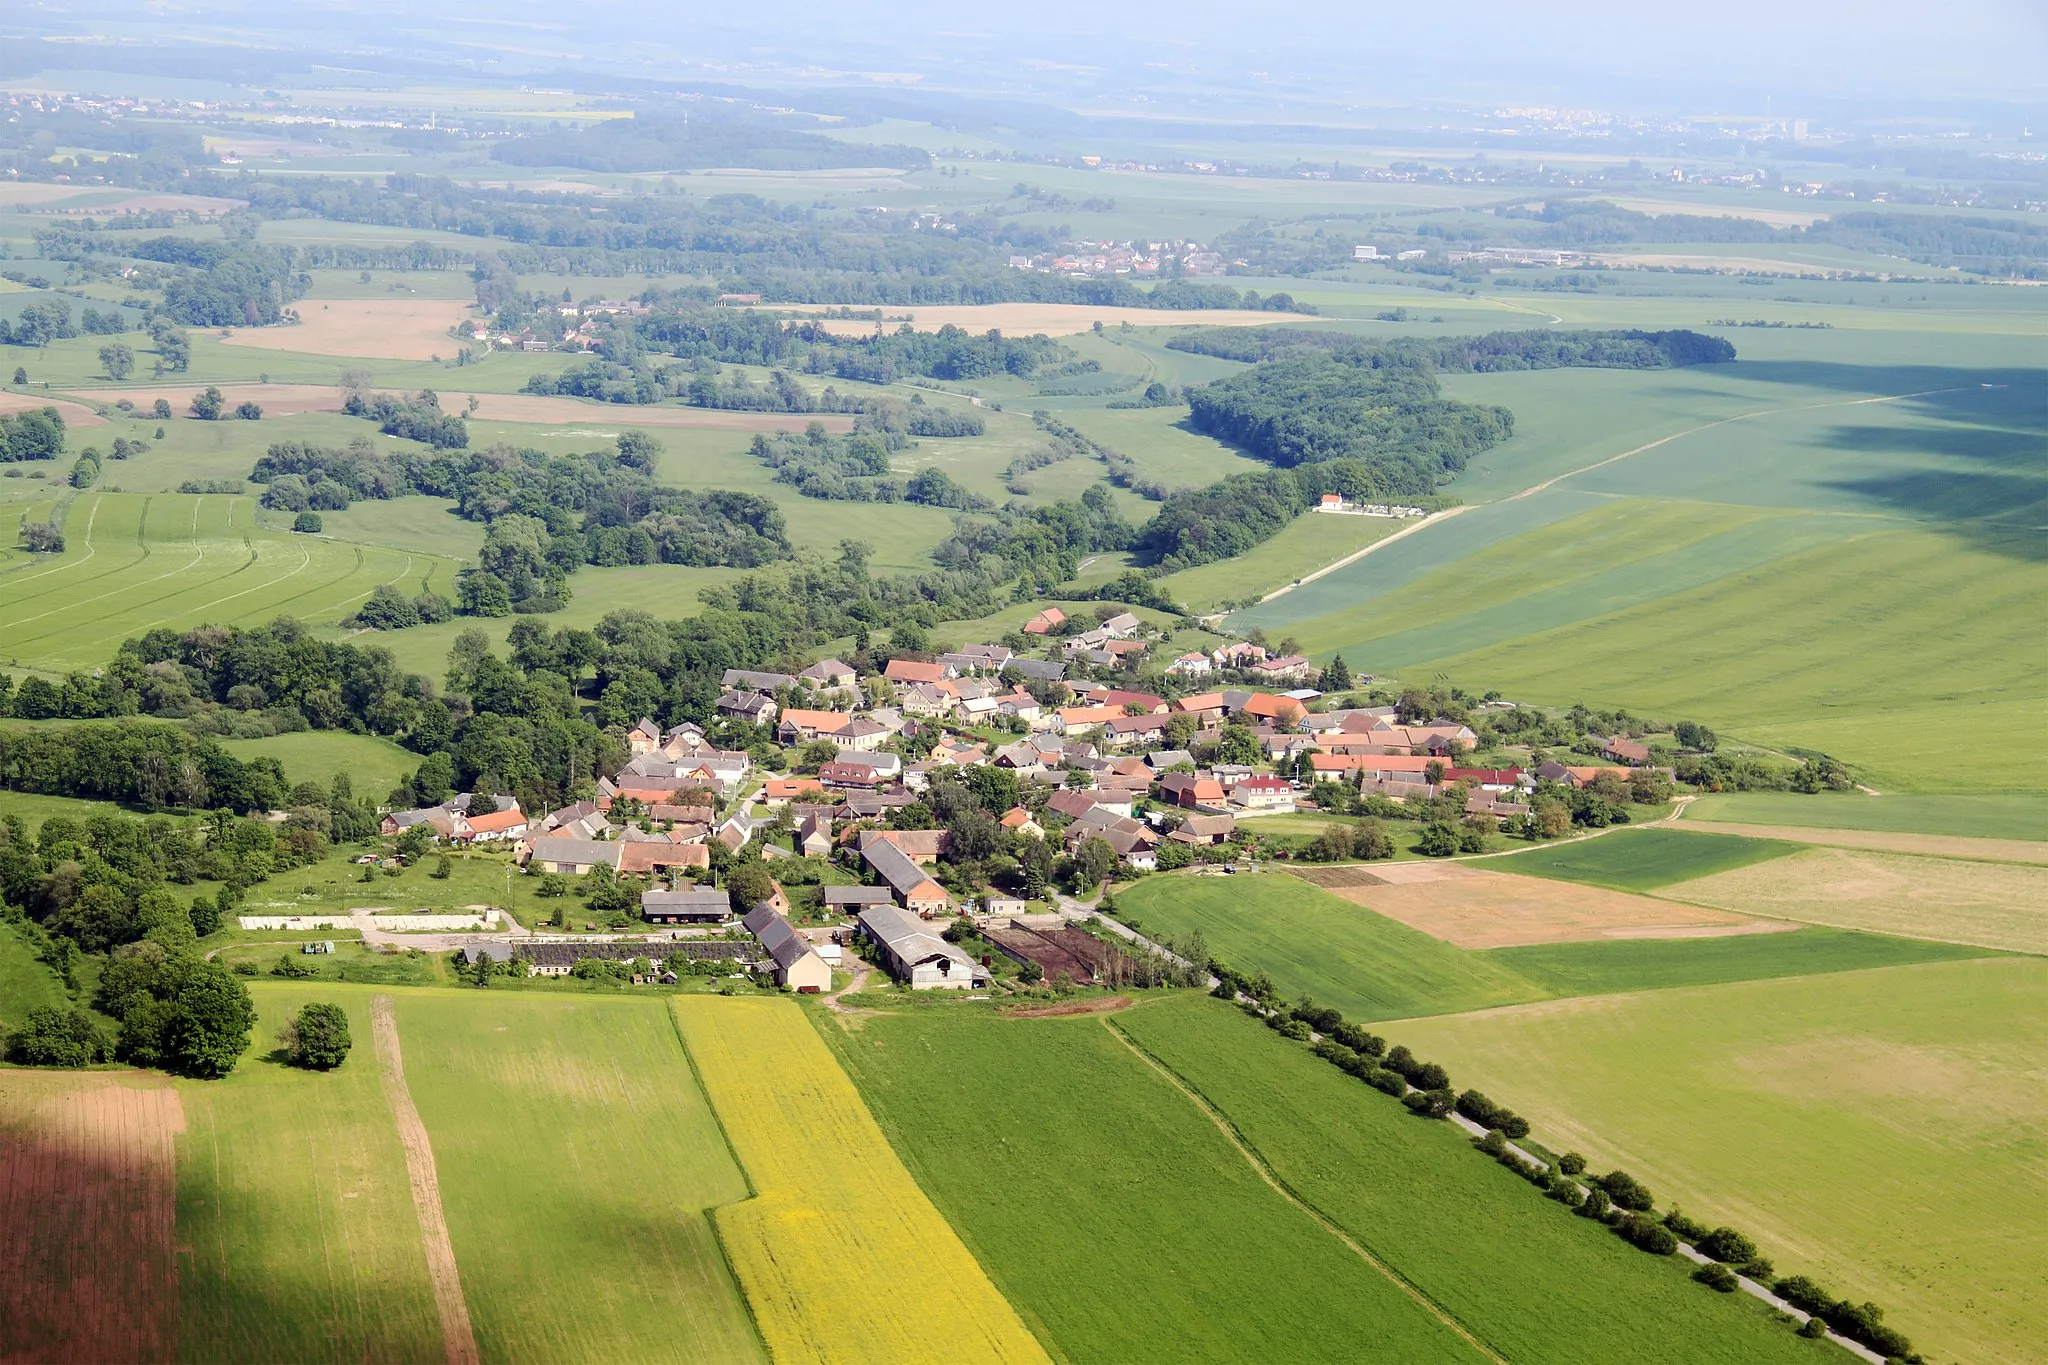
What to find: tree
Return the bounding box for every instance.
[99,343,134,381]
[104,951,256,1079]
[5,1006,112,1067]
[235,401,264,421]
[432,854,452,879]
[190,386,224,420]
[1416,822,1460,857]
[1070,835,1118,890]
[1320,654,1352,691]
[10,367,23,385]
[280,1002,353,1069]
[1674,721,1716,752]
[293,511,323,533]
[724,859,775,914]
[152,399,173,420]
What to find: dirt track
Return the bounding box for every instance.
[371,996,480,1365]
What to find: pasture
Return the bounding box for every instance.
[828,1001,1485,1363]
[1115,874,1544,1020]
[218,731,421,794]
[394,992,766,1364]
[1392,958,2048,1365]
[1685,791,2048,842]
[1665,846,2048,952]
[1115,997,1822,1364]
[0,1071,185,1365]
[671,996,1050,1365]
[1488,827,1801,893]
[1324,862,1782,948]
[0,919,66,1026]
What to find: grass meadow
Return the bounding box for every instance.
[826,1002,1487,1364]
[218,730,421,794]
[0,918,67,1026]
[1685,791,2048,841]
[394,992,767,1365]
[1486,827,1802,892]
[672,996,1051,1365]
[1392,958,2048,1365]
[176,984,446,1364]
[1485,925,1995,997]
[1116,997,1825,1364]
[1116,874,1544,1020]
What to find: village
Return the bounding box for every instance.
[346,610,1671,998]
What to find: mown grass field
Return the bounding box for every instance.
[1158,510,1405,612]
[1484,924,1994,997]
[1686,792,2048,841]
[826,1002,1487,1363]
[395,992,766,1365]
[1488,827,1801,892]
[1392,958,2048,1365]
[177,985,446,1364]
[1113,997,1822,1363]
[217,730,421,794]
[1117,874,1543,1020]
[672,996,1051,1365]
[0,918,66,1026]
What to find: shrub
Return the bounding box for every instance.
[1455,1089,1530,1139]
[1616,1212,1678,1255]
[292,511,322,533]
[1595,1169,1654,1212]
[1824,1301,1912,1359]
[1696,1226,1758,1264]
[1772,1275,1833,1317]
[1546,1172,1585,1207]
[1400,1087,1455,1119]
[1364,1068,1408,1097]
[1474,1128,1508,1158]
[5,1006,112,1067]
[269,954,318,979]
[1663,1208,1711,1242]
[1312,1039,1359,1069]
[1556,1151,1586,1176]
[1740,1257,1773,1281]
[1692,1263,1738,1293]
[281,1002,352,1069]
[1578,1186,1612,1219]
[1795,1316,1828,1340]
[1291,998,1343,1034]
[1329,1021,1384,1057]
[1277,1018,1312,1042]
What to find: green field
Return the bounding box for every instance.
[826,1002,1483,1362]
[1485,925,1996,998]
[1393,958,2048,1365]
[178,985,446,1364]
[1112,997,1821,1363]
[1116,874,1543,1020]
[1158,510,1405,613]
[1685,792,2048,841]
[218,731,422,794]
[0,918,67,1026]
[1486,827,1801,892]
[393,992,766,1364]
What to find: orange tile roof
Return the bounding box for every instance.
[780,708,852,732]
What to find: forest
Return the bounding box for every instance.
[490,108,932,173]
[1186,357,1514,474]
[1167,325,1733,369]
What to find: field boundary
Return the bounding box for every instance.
[1671,819,2048,866]
[1102,1014,1507,1365]
[370,995,480,1365]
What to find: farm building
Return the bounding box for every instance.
[742,904,833,993]
[524,837,624,875]
[861,838,952,915]
[859,905,988,990]
[641,887,732,924]
[823,885,896,913]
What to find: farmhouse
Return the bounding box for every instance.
[641,887,732,924]
[884,658,952,685]
[743,904,833,992]
[617,839,712,876]
[861,837,952,915]
[1021,607,1066,635]
[1603,736,1653,765]
[524,836,624,875]
[859,904,988,990]
[717,690,778,725]
[823,885,896,913]
[778,708,853,744]
[798,658,858,690]
[722,668,796,693]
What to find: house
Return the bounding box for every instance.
[1167,652,1213,677]
[1230,775,1298,812]
[524,837,625,875]
[1174,692,1229,723]
[722,668,796,693]
[778,709,853,745]
[830,717,890,752]
[641,887,732,924]
[1251,655,1318,684]
[795,811,834,857]
[1045,788,1106,822]
[743,904,833,992]
[998,806,1044,838]
[1055,704,1125,736]
[896,682,952,717]
[1170,813,1237,845]
[1213,641,1268,667]
[380,804,464,840]
[859,904,987,989]
[857,829,951,864]
[1099,612,1142,637]
[1100,689,1167,714]
[1603,736,1652,766]
[1021,607,1067,635]
[1157,772,1227,809]
[798,658,858,691]
[1240,693,1308,728]
[617,840,711,875]
[1106,713,1169,747]
[716,690,778,725]
[1005,657,1067,683]
[883,658,951,685]
[1146,749,1195,771]
[823,885,897,913]
[861,839,952,915]
[760,777,826,806]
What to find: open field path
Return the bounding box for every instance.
[1671,819,2048,866]
[1252,506,1472,606]
[370,996,480,1365]
[1102,1016,1507,1365]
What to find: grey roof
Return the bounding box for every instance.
[1146,750,1195,770]
[527,837,622,868]
[722,668,795,691]
[1005,657,1066,681]
[800,658,855,679]
[644,888,731,910]
[823,885,896,906]
[859,904,976,970]
[744,904,815,971]
[861,838,935,900]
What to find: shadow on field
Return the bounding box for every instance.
[1731,359,2048,432]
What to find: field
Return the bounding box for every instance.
[1486,926,1996,998]
[785,302,1323,335]
[393,992,766,1364]
[0,1070,185,1365]
[1666,846,2048,952]
[218,730,421,793]
[0,918,67,1026]
[218,298,476,361]
[1684,792,2048,841]
[828,1002,1490,1363]
[1234,319,2048,795]
[176,985,445,1364]
[1158,510,1406,612]
[1111,997,1821,1363]
[1673,820,2048,865]
[1323,862,1783,948]
[670,996,1051,1365]
[1392,958,2048,1365]
[1115,874,1543,1020]
[0,493,456,673]
[1487,827,1801,892]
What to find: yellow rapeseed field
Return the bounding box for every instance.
[672,997,1051,1365]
